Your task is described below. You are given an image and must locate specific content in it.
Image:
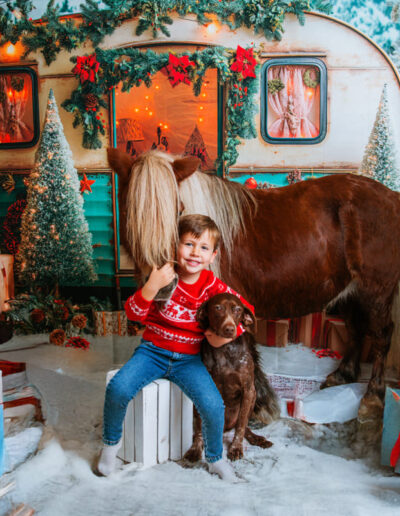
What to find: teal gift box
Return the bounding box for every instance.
[381,387,400,473]
[0,404,3,477]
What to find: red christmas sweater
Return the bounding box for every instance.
[125,269,254,354]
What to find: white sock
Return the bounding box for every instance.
[96,441,121,476]
[208,459,241,482]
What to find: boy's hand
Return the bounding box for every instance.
[141,263,176,301]
[204,329,233,348]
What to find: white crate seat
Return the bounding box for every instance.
[106,370,193,467]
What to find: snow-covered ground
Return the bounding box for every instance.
[0,336,399,516]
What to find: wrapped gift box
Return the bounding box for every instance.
[94,310,128,336]
[256,318,289,347]
[381,387,400,473]
[0,254,14,313]
[298,312,325,348]
[322,317,348,357]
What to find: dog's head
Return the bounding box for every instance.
[196,293,256,339]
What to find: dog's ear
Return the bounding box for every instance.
[196,301,209,330]
[242,307,256,335]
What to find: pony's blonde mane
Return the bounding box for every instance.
[126,150,179,269]
[125,149,257,277]
[179,171,257,276]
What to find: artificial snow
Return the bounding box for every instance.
[0,337,399,515]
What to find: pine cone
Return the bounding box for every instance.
[30,308,45,324]
[84,93,98,110]
[71,313,87,329]
[49,329,66,346]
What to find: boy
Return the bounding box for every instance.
[96,215,253,481]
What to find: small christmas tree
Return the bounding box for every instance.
[359,84,400,191]
[18,89,97,290]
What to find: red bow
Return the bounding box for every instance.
[163,54,195,87]
[72,54,100,84]
[230,46,257,79]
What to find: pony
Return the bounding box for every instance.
[108,147,400,431]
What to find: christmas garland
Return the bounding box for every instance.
[62,45,259,166]
[303,67,320,88]
[267,78,285,95]
[0,1,331,66]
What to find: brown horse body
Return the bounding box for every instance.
[108,148,400,425]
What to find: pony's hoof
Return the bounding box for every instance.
[358,393,384,422]
[356,393,384,446]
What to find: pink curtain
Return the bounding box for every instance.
[267,66,319,138]
[0,74,33,143]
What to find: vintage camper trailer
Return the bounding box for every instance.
[1,8,399,305]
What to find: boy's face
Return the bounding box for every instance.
[176,230,218,282]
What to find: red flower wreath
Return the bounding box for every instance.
[72,54,100,84]
[230,46,257,79]
[162,54,195,87]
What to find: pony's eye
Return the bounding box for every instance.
[233,306,242,313]
[214,305,222,311]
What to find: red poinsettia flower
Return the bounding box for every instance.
[72,54,100,84]
[66,336,91,350]
[163,53,196,87]
[230,46,257,79]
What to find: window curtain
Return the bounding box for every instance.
[267,66,319,138]
[0,74,33,143]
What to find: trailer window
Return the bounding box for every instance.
[261,58,327,145]
[114,68,218,172]
[0,67,39,149]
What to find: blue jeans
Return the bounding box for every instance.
[103,340,225,463]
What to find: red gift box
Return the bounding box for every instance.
[256,319,289,347]
[322,317,348,357]
[290,313,325,348]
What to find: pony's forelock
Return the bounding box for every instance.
[179,172,257,276]
[126,150,179,270]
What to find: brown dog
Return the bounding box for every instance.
[184,293,280,462]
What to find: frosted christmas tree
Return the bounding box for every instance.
[18,89,97,290]
[359,84,400,191]
[184,124,214,170]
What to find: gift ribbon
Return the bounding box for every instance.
[310,312,323,348]
[102,312,107,335]
[266,321,276,347]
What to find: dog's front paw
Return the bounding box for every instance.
[254,435,273,448]
[183,445,203,463]
[227,443,243,461]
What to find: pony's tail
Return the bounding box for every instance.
[252,347,281,424]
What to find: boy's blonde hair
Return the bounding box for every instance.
[178,214,221,250]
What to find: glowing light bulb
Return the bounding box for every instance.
[199,106,204,110]
[155,85,160,90]
[149,111,153,116]
[6,44,16,55]
[202,93,206,98]
[163,125,168,130]
[145,95,149,100]
[199,117,204,123]
[134,108,139,112]
[206,23,217,35]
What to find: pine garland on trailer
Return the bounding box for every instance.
[62,45,259,166]
[0,1,332,66]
